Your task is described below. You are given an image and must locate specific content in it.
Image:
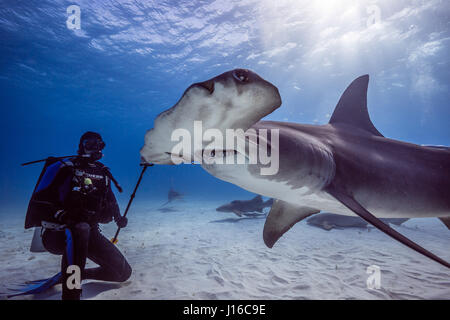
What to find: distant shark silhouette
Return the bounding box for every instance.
[161,187,183,207]
[210,216,266,224]
[307,213,408,231]
[216,195,273,217]
[141,69,450,269]
[157,207,179,213]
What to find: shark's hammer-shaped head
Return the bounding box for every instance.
[140,69,281,164]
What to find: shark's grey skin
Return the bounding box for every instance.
[216,195,273,217]
[140,69,450,268]
[201,75,450,268]
[161,187,183,207]
[306,213,408,231]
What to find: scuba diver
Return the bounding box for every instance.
[23,131,131,300]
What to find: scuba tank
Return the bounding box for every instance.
[24,156,77,229]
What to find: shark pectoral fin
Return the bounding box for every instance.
[263,200,319,248]
[439,217,450,230]
[160,201,169,207]
[326,187,450,269]
[232,209,243,217]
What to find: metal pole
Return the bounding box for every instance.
[111,163,153,244]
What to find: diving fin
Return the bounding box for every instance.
[263,200,319,248]
[326,186,450,269]
[7,272,62,298]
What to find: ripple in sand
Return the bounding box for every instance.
[271,275,289,284]
[292,284,311,290]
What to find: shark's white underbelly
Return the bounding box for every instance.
[227,175,448,218]
[224,174,354,216]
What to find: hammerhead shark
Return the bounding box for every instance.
[161,187,183,207]
[141,69,450,268]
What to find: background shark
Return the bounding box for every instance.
[306,213,409,231]
[216,195,273,217]
[141,69,450,269]
[161,187,184,207]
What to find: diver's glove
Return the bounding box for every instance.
[115,215,128,228]
[54,209,90,224]
[54,209,76,224]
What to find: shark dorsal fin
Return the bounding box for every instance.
[253,195,263,202]
[329,75,383,137]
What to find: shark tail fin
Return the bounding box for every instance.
[329,75,383,137]
[327,186,450,269]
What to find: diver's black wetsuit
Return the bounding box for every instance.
[33,157,131,300]
[42,222,131,281]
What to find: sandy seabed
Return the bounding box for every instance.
[1,200,449,300]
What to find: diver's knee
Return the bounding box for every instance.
[70,222,90,244]
[118,263,132,282]
[72,222,90,234]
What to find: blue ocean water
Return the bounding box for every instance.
[0,1,449,216]
[1,1,450,301]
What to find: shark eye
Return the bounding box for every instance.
[233,69,249,83]
[211,150,216,157]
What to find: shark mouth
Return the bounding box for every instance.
[200,148,247,164]
[164,148,248,165]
